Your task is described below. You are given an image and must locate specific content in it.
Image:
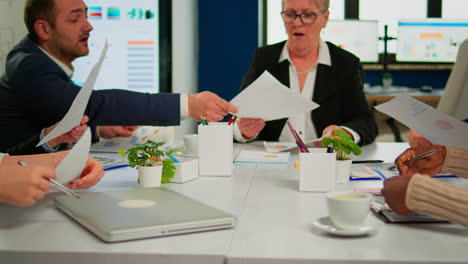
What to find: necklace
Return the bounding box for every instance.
[294,63,317,75]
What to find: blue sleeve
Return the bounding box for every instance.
[12,54,180,128]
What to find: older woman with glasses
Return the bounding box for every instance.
[234,0,377,146]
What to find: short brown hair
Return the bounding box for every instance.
[24,0,56,42]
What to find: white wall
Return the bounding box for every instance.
[172,0,198,139]
[0,0,27,75]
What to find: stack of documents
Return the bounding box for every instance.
[263,139,322,153]
[371,196,448,224]
[350,163,398,181]
[92,156,128,170]
[234,151,290,167]
[91,126,174,153]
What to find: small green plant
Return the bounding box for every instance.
[118,140,183,183]
[321,129,362,160]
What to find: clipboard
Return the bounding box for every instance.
[371,197,449,224]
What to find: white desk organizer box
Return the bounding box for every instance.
[299,149,336,192]
[170,157,199,183]
[198,122,233,176]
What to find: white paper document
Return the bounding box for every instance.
[351,163,398,180]
[234,150,290,166]
[375,94,468,149]
[263,139,322,153]
[56,127,91,185]
[91,126,175,152]
[37,42,109,146]
[230,71,319,121]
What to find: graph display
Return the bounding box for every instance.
[72,0,159,93]
[397,19,468,62]
[322,20,379,62]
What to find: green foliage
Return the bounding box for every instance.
[321,129,362,160]
[119,140,184,184]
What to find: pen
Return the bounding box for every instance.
[201,115,208,125]
[352,160,384,164]
[350,177,381,181]
[388,149,438,171]
[403,149,438,165]
[17,160,80,199]
[286,120,309,153]
[103,164,130,171]
[227,115,237,126]
[431,174,457,178]
[326,143,334,153]
[167,154,181,163]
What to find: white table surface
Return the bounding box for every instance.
[1,142,467,264]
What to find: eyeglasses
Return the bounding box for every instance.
[280,10,325,24]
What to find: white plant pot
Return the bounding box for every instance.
[138,166,163,188]
[335,159,352,184]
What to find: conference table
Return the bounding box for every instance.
[1,142,467,264]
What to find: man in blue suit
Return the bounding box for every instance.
[0,0,237,153]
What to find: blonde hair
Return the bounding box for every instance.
[282,0,330,11]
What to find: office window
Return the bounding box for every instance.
[359,0,427,53]
[266,0,345,45]
[442,0,468,19]
[323,20,379,62]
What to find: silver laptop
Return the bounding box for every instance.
[54,187,236,242]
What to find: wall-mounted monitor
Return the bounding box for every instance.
[397,19,468,63]
[72,0,171,93]
[322,20,379,63]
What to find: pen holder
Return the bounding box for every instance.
[299,149,336,192]
[170,157,199,183]
[198,122,233,176]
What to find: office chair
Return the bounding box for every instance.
[437,38,468,120]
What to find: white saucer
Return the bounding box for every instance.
[178,152,198,158]
[312,216,378,237]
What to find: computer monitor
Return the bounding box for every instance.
[72,0,171,93]
[396,19,468,63]
[322,20,379,63]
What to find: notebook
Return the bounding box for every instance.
[234,150,290,166]
[263,139,321,153]
[54,187,236,242]
[92,156,128,170]
[371,196,449,224]
[350,163,399,181]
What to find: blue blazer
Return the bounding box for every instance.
[239,41,378,146]
[0,36,180,151]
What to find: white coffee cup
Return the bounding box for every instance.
[326,191,371,230]
[183,134,199,157]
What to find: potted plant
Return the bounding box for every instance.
[118,140,182,187]
[321,129,362,184]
